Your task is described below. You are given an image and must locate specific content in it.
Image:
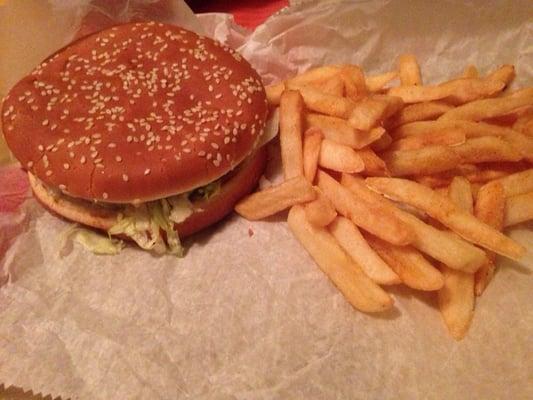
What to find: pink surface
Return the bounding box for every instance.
[0,166,29,213]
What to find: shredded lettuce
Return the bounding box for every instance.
[108,199,186,257]
[58,179,224,256]
[167,194,194,223]
[60,225,124,256]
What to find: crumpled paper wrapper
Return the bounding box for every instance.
[1,1,532,399]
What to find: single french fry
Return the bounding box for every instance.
[502,131,533,162]
[265,82,285,106]
[504,192,533,227]
[365,233,444,291]
[279,90,305,179]
[438,267,475,340]
[305,113,385,149]
[329,217,400,285]
[340,65,367,100]
[365,71,398,92]
[355,148,389,176]
[287,205,393,313]
[486,64,515,86]
[349,95,404,131]
[388,78,504,104]
[305,186,337,227]
[286,83,356,118]
[462,65,479,79]
[474,181,505,295]
[387,101,453,129]
[383,137,522,176]
[513,109,533,136]
[341,173,487,273]
[315,76,344,97]
[392,120,518,139]
[319,139,365,173]
[302,128,323,183]
[439,178,475,341]
[235,176,316,220]
[382,145,461,176]
[439,93,533,121]
[448,176,474,214]
[389,128,466,151]
[398,54,422,86]
[414,162,528,188]
[366,177,526,260]
[371,132,393,152]
[490,168,533,197]
[453,136,522,164]
[317,171,414,246]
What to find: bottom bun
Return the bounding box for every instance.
[30,147,267,238]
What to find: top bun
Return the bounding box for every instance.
[2,22,268,203]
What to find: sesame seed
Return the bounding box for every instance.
[144,168,151,175]
[46,170,53,176]
[122,174,129,182]
[115,155,122,162]
[26,161,34,168]
[102,192,109,199]
[80,156,86,164]
[63,163,70,169]
[42,119,49,126]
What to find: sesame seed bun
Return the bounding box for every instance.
[2,21,268,203]
[29,147,267,238]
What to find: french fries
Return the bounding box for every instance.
[392,120,518,139]
[235,176,316,220]
[365,71,398,92]
[486,64,515,86]
[302,128,323,182]
[339,65,367,100]
[387,101,453,128]
[415,162,527,188]
[319,140,365,173]
[317,171,414,246]
[329,217,400,285]
[279,90,305,179]
[439,93,533,121]
[348,95,403,131]
[383,137,523,177]
[246,55,531,338]
[304,187,337,227]
[316,76,345,97]
[474,181,505,295]
[389,128,465,151]
[462,65,479,79]
[355,148,389,176]
[438,267,475,340]
[342,174,487,273]
[398,54,422,86]
[490,168,533,197]
[438,176,476,340]
[286,84,356,118]
[305,113,385,149]
[388,78,504,104]
[504,192,533,227]
[288,205,393,313]
[366,177,526,260]
[365,234,443,291]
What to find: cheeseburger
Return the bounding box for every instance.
[1,22,270,255]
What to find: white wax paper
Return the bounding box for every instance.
[1,1,532,399]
